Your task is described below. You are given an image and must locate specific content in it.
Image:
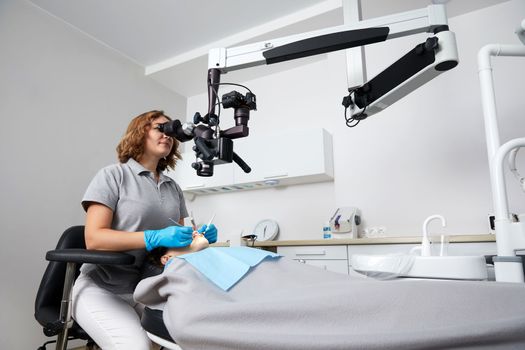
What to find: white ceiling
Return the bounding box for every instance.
[29,0,509,96]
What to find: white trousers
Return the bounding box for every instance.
[72,273,153,350]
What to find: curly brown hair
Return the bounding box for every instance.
[116,110,182,172]
[146,246,169,268]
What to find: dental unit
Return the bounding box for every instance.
[352,214,488,280]
[479,19,525,282]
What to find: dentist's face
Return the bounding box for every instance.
[145,116,173,159]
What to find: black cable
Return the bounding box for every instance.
[37,337,76,350]
[38,339,57,349]
[345,108,360,127]
[213,82,253,94]
[344,105,367,128]
[207,81,254,137]
[343,90,368,128]
[205,80,222,139]
[208,82,221,119]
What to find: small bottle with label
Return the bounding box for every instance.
[323,222,332,239]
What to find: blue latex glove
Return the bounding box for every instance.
[144,225,194,251]
[198,224,218,244]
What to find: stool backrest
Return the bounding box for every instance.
[34,226,87,336]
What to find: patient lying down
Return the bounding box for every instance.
[136,240,525,350]
[148,231,210,267]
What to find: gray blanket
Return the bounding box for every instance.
[134,256,525,350]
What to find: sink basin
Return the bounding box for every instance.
[351,254,488,280]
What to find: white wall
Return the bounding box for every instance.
[186,0,525,241]
[1,0,523,348]
[0,1,186,348]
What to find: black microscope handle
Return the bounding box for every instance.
[232,152,251,173]
[194,137,215,161]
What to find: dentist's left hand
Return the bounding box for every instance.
[198,224,218,244]
[144,225,194,251]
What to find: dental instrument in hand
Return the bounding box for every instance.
[205,213,216,233]
[168,218,182,226]
[190,211,197,231]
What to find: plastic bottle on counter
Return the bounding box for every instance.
[323,222,332,239]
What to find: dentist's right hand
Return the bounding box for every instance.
[144,225,194,251]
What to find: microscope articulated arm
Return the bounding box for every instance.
[171,4,459,177]
[207,4,458,119]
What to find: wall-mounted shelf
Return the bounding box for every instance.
[165,128,334,195]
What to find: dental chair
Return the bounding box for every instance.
[34,226,135,350]
[141,307,181,350]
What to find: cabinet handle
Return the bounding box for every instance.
[185,184,205,189]
[295,250,326,256]
[264,173,288,179]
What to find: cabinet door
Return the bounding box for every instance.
[294,259,349,274]
[230,136,269,185]
[234,128,333,185]
[234,135,291,185]
[285,128,332,179]
[278,245,348,260]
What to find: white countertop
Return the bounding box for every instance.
[246,234,495,247]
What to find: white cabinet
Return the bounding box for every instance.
[234,128,334,187]
[273,240,497,277]
[277,245,349,275]
[168,127,334,195]
[297,260,349,274]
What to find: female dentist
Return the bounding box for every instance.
[72,110,217,349]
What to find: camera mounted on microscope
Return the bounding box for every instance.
[156,79,255,177]
[190,88,256,177]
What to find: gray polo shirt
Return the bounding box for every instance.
[80,158,188,293]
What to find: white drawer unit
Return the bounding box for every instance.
[347,244,419,257]
[278,245,348,260]
[278,245,349,274]
[266,237,496,277]
[294,259,349,275]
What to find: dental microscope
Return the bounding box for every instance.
[157,4,458,178]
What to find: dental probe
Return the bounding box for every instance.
[205,213,216,231]
[168,218,182,226]
[189,211,197,231]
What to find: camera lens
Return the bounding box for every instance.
[192,161,214,177]
[234,107,250,126]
